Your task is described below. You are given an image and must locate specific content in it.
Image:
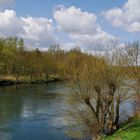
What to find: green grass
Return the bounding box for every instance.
[103,118,140,140]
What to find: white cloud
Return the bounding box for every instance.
[0,10,22,36]
[0,9,57,48]
[54,6,116,51]
[104,0,140,32]
[0,6,118,51]
[21,17,56,48]
[54,6,98,35]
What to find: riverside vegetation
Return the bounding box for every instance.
[0,37,88,85]
[0,37,140,140]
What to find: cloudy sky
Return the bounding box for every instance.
[0,0,140,51]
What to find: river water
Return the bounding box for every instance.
[0,83,76,140]
[0,82,134,140]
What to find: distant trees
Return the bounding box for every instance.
[0,37,91,82]
[0,37,26,79]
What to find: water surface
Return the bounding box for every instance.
[0,83,134,140]
[0,83,72,140]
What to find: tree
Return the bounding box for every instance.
[66,50,130,140]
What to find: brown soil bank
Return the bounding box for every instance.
[0,78,62,87]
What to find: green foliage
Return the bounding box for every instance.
[0,37,92,81]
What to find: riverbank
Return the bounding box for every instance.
[0,76,63,87]
[103,117,140,140]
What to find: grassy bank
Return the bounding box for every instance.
[103,118,140,140]
[0,75,63,86]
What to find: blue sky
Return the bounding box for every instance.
[14,0,127,17]
[0,0,140,51]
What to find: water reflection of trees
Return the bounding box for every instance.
[0,84,60,127]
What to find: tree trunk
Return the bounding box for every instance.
[96,89,101,122]
[115,101,120,128]
[85,97,98,122]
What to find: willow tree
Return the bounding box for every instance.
[67,51,130,139]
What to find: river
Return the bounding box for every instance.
[0,83,77,140]
[0,82,134,140]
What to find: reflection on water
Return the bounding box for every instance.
[0,83,134,140]
[0,83,72,140]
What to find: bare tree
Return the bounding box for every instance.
[66,49,130,139]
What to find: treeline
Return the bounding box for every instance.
[0,37,94,82]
